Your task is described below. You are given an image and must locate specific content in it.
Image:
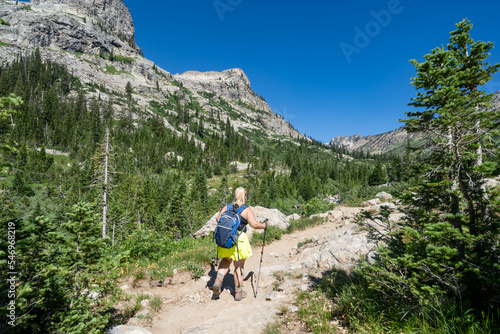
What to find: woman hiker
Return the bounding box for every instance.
[213,187,268,301]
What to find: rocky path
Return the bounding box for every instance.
[121,206,368,334]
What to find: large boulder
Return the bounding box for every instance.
[287,213,301,221]
[485,178,500,188]
[193,206,289,240]
[362,198,381,207]
[295,222,377,271]
[375,191,393,201]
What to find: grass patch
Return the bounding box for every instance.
[113,55,135,64]
[294,268,500,334]
[102,64,131,76]
[250,216,324,246]
[297,238,313,248]
[296,290,338,333]
[0,41,11,47]
[119,237,215,282]
[263,320,282,334]
[150,295,162,312]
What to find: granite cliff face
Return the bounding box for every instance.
[0,0,138,55]
[30,0,135,41]
[0,0,304,143]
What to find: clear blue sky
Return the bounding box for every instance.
[123,0,500,143]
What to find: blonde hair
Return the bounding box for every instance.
[234,187,247,206]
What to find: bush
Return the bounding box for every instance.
[113,55,134,64]
[302,197,334,217]
[119,224,174,261]
[250,226,282,245]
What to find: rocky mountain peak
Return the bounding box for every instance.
[30,0,135,41]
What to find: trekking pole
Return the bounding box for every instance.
[255,218,268,298]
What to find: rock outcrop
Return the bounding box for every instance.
[294,222,376,271]
[106,325,152,334]
[175,68,300,138]
[0,0,138,55]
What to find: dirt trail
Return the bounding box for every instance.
[126,206,361,334]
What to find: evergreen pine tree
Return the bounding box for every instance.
[352,20,500,323]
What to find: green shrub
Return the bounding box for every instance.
[150,295,162,312]
[113,55,135,64]
[119,225,174,261]
[287,216,323,233]
[302,197,334,216]
[250,226,282,245]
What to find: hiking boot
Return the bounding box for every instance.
[213,277,222,297]
[234,288,247,301]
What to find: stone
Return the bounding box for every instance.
[375,191,393,200]
[376,202,397,210]
[362,198,381,207]
[278,280,296,292]
[485,178,500,188]
[266,291,285,301]
[388,213,406,224]
[294,222,377,271]
[287,213,301,221]
[230,161,249,171]
[106,325,152,334]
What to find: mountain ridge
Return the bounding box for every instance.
[0,0,305,144]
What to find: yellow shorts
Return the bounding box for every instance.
[217,232,253,261]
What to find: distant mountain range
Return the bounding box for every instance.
[328,127,423,155]
[329,90,500,155]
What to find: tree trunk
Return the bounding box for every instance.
[102,127,110,238]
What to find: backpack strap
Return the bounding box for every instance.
[236,204,248,214]
[227,203,233,211]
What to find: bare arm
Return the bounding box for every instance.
[216,205,228,222]
[242,207,267,229]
